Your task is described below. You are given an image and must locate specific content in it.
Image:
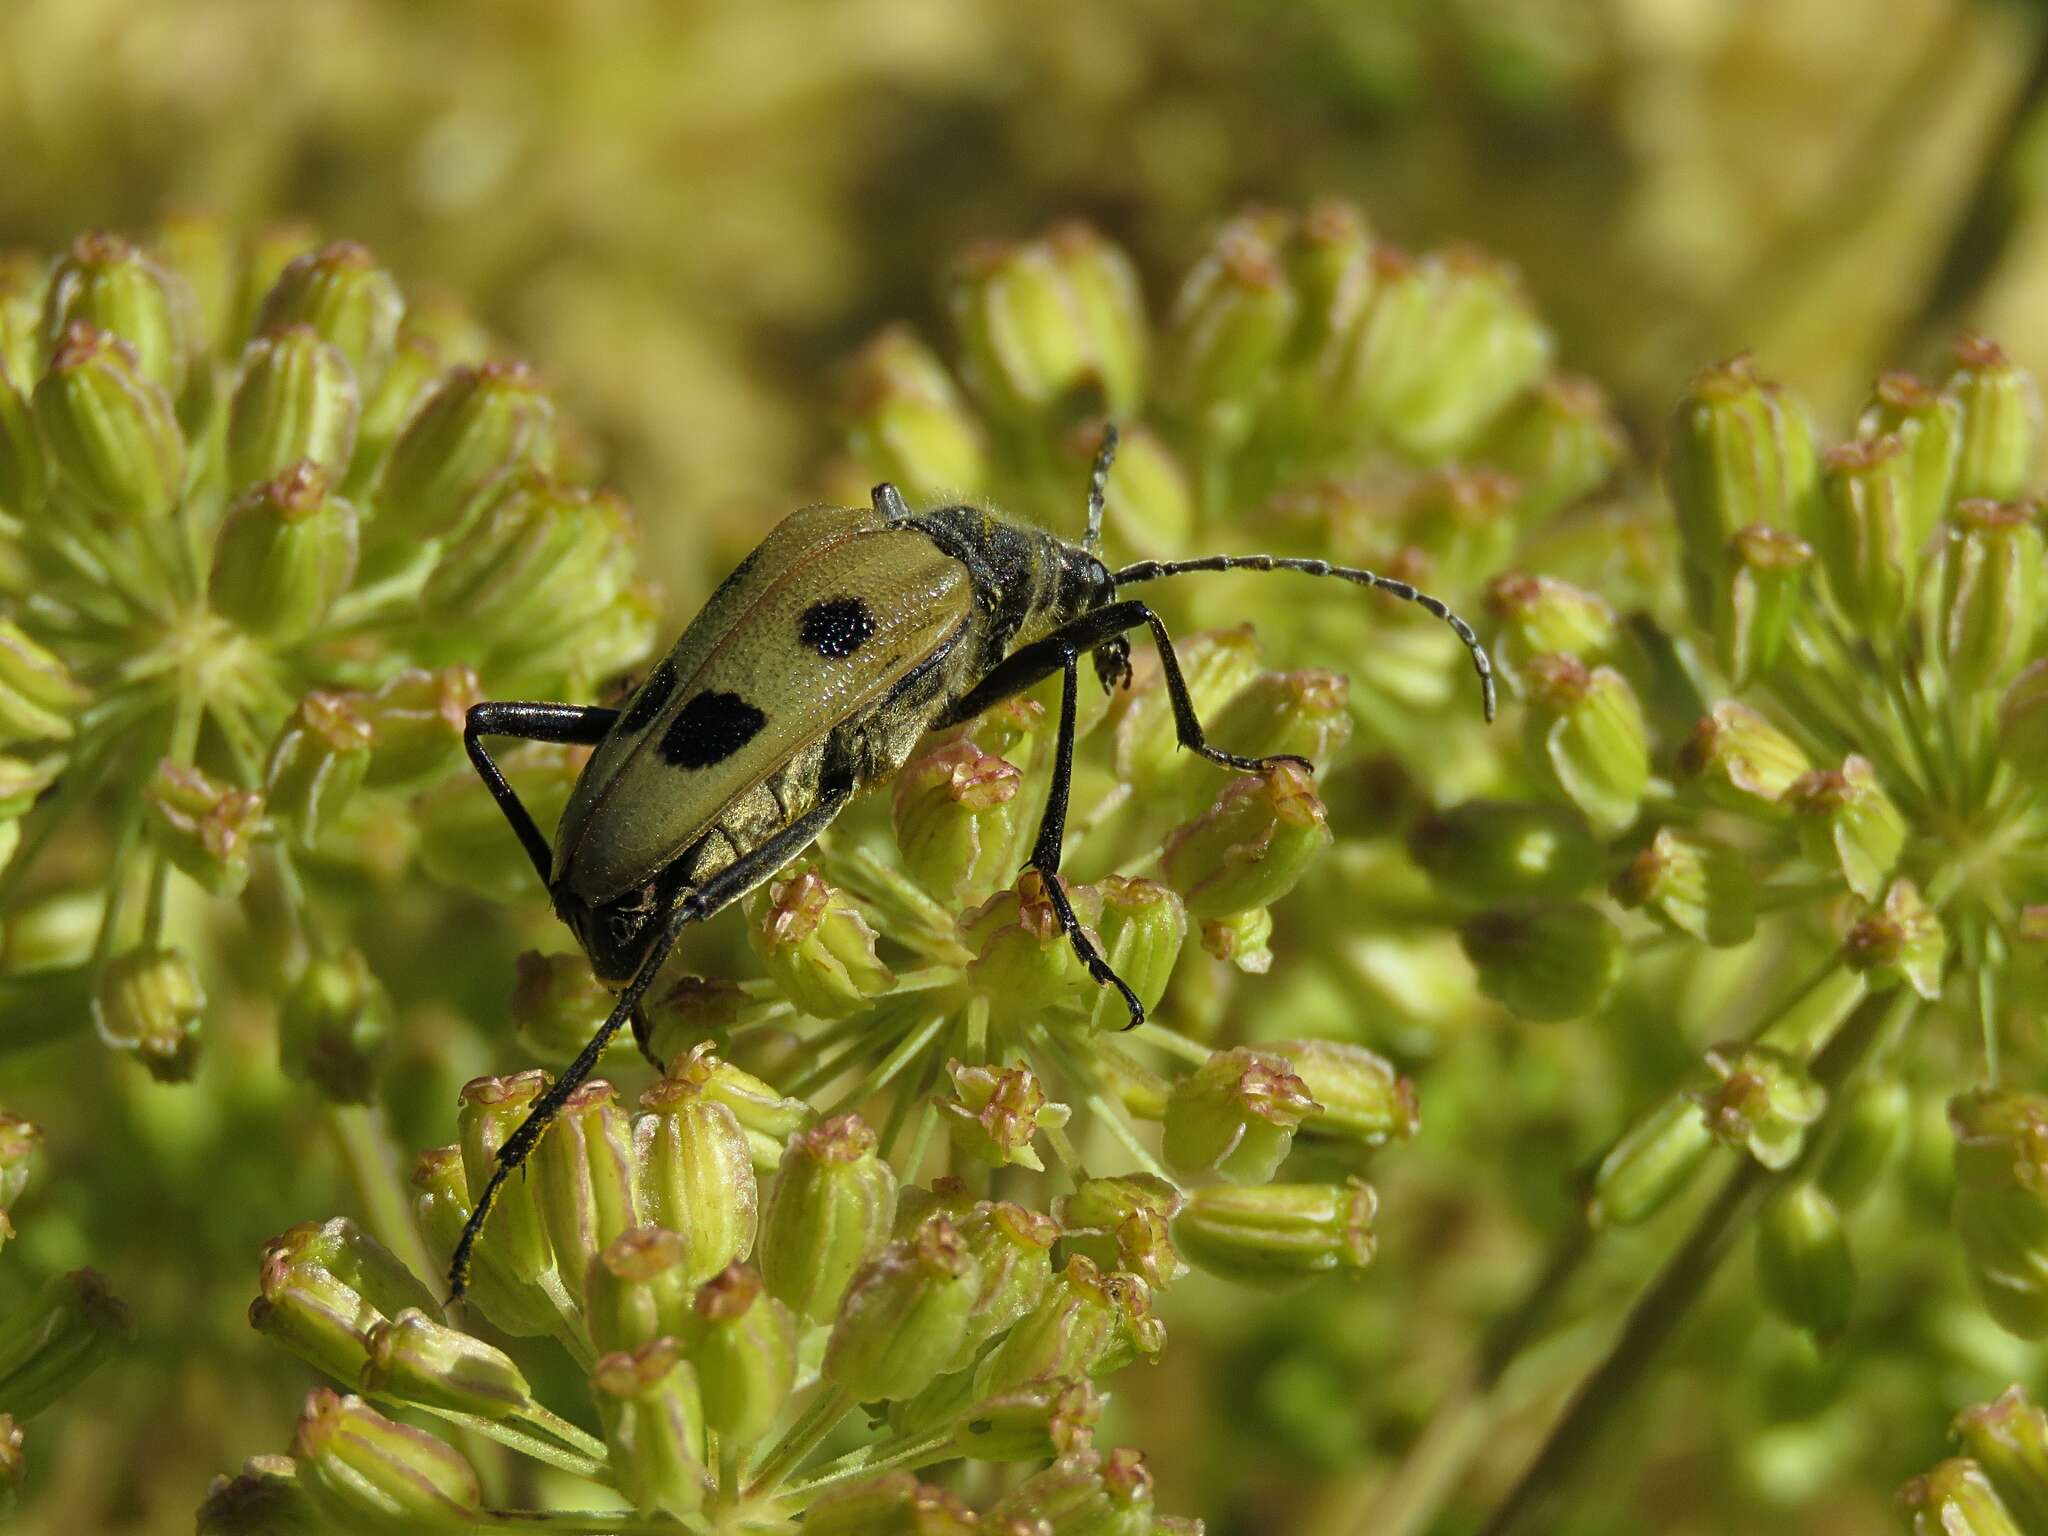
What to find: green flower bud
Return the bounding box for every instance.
[149,210,236,358]
[0,1268,131,1418]
[1056,1176,1187,1291]
[837,325,988,498]
[1714,522,1813,686]
[509,949,612,1063]
[1519,653,1648,837]
[656,1040,814,1172]
[956,1376,1103,1463]
[359,1307,530,1418]
[1954,1388,2048,1532]
[255,242,403,396]
[410,1147,557,1338]
[415,741,579,902]
[1937,500,2044,695]
[1280,199,1375,373]
[1045,222,1149,414]
[962,872,1104,1017]
[1843,878,1945,1000]
[356,666,481,791]
[277,951,390,1106]
[1332,246,1552,460]
[210,463,360,641]
[589,1339,707,1518]
[950,233,1137,427]
[1460,902,1622,1022]
[456,1072,559,1287]
[534,1079,638,1286]
[1785,756,1905,901]
[266,691,372,850]
[1176,1180,1376,1287]
[635,1071,757,1283]
[988,1447,1156,1536]
[1161,214,1296,427]
[1678,700,1812,818]
[584,1227,691,1354]
[194,1454,329,1536]
[804,1472,978,1536]
[1400,467,1520,587]
[1065,419,1192,559]
[1950,1089,2048,1337]
[1610,827,1757,947]
[227,326,359,490]
[142,759,263,898]
[952,1201,1062,1369]
[1200,906,1274,975]
[1814,437,1917,636]
[827,1216,983,1403]
[1268,1038,1418,1149]
[0,755,59,821]
[1945,334,2040,503]
[0,1115,39,1249]
[1858,370,1962,547]
[232,220,320,347]
[685,1264,797,1450]
[1692,1043,1826,1171]
[1409,798,1603,907]
[1588,1091,1716,1228]
[1754,1183,1853,1341]
[376,361,555,542]
[977,1257,1166,1397]
[937,1060,1070,1172]
[1203,669,1353,776]
[758,1113,897,1322]
[1897,1459,2023,1536]
[40,232,197,401]
[1162,763,1332,920]
[1486,571,1620,681]
[92,943,204,1081]
[353,330,444,489]
[0,622,86,747]
[33,321,185,523]
[0,370,47,520]
[250,1219,439,1387]
[1998,660,2048,789]
[1475,373,1627,520]
[1162,1046,1319,1183]
[293,1389,480,1535]
[1089,876,1187,1031]
[1111,626,1262,789]
[1664,355,1821,623]
[747,863,893,1019]
[1818,1078,1911,1208]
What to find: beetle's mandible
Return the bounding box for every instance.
[448,426,1495,1297]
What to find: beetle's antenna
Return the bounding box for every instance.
[1082,423,1118,551]
[1110,552,1497,722]
[872,483,913,520]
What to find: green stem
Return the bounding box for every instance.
[327,1103,437,1284]
[407,1401,611,1483]
[475,1508,694,1534]
[743,1385,855,1499]
[515,1402,613,1466]
[778,1427,959,1508]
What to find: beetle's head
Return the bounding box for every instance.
[1060,543,1117,615]
[555,881,668,990]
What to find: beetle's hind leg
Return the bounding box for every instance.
[464,702,621,886]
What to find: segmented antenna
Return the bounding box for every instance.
[1083,423,1119,551]
[1110,552,1497,723]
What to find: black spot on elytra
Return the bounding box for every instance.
[799,597,877,659]
[659,690,767,769]
[618,659,678,734]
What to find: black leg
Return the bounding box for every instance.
[447,771,856,1299]
[464,702,620,887]
[1028,645,1145,1029]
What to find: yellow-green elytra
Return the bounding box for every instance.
[449,426,1495,1298]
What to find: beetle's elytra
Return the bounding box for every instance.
[449,427,1494,1297]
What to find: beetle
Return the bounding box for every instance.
[449,426,1493,1296]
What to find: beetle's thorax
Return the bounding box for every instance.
[908,505,1113,663]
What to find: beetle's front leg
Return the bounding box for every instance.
[464,701,620,886]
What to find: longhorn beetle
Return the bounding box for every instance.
[451,426,1494,1297]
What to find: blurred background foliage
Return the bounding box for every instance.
[8,0,2048,1533]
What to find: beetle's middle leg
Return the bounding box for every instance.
[464,701,621,885]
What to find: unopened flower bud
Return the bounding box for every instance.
[0,1267,131,1418]
[963,871,1104,1017]
[148,210,234,351]
[1898,1459,2023,1536]
[1785,756,1905,901]
[1814,437,1917,637]
[233,220,321,344]
[950,233,1137,427]
[827,1216,983,1403]
[294,1389,479,1534]
[1461,902,1622,1022]
[936,1061,1070,1172]
[582,1227,690,1354]
[509,949,612,1063]
[1937,500,2043,695]
[353,330,443,487]
[657,1040,813,1171]
[256,242,403,396]
[1519,653,1647,837]
[266,691,372,850]
[804,1472,977,1536]
[1176,1180,1376,1287]
[957,1376,1104,1463]
[0,373,46,520]
[892,738,1023,903]
[1057,1176,1187,1291]
[1200,905,1274,975]
[416,742,580,901]
[250,1219,438,1386]
[1945,334,2040,503]
[0,755,59,822]
[1818,1078,1911,1209]
[1161,215,1296,427]
[0,1115,39,1249]
[1268,1038,1418,1149]
[1588,1091,1715,1228]
[1754,1183,1853,1341]
[456,1072,558,1286]
[210,463,359,641]
[1999,660,2048,789]
[1611,827,1756,947]
[589,1339,707,1518]
[359,1307,530,1418]
[1162,763,1331,920]
[992,1447,1156,1536]
[140,758,262,899]
[977,1256,1166,1397]
[1953,1388,2048,1532]
[1204,669,1353,776]
[409,1148,557,1338]
[93,944,204,1081]
[1842,878,1945,1000]
[1477,373,1627,521]
[951,1201,1062,1371]
[1162,1046,1319,1183]
[685,1264,796,1450]
[376,361,555,541]
[278,950,390,1105]
[1715,522,1813,686]
[748,864,893,1018]
[1409,798,1602,907]
[1486,572,1619,681]
[1950,1089,2048,1337]
[533,1080,638,1285]
[1111,627,1262,788]
[193,1453,327,1536]
[1665,356,1821,623]
[1678,700,1812,817]
[1692,1043,1826,1170]
[227,326,359,490]
[34,322,184,522]
[41,233,196,401]
[1401,467,1520,584]
[1858,370,1962,545]
[635,1071,757,1282]
[758,1113,897,1322]
[1066,419,1192,558]
[1086,877,1186,1031]
[837,325,988,498]
[0,622,86,747]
